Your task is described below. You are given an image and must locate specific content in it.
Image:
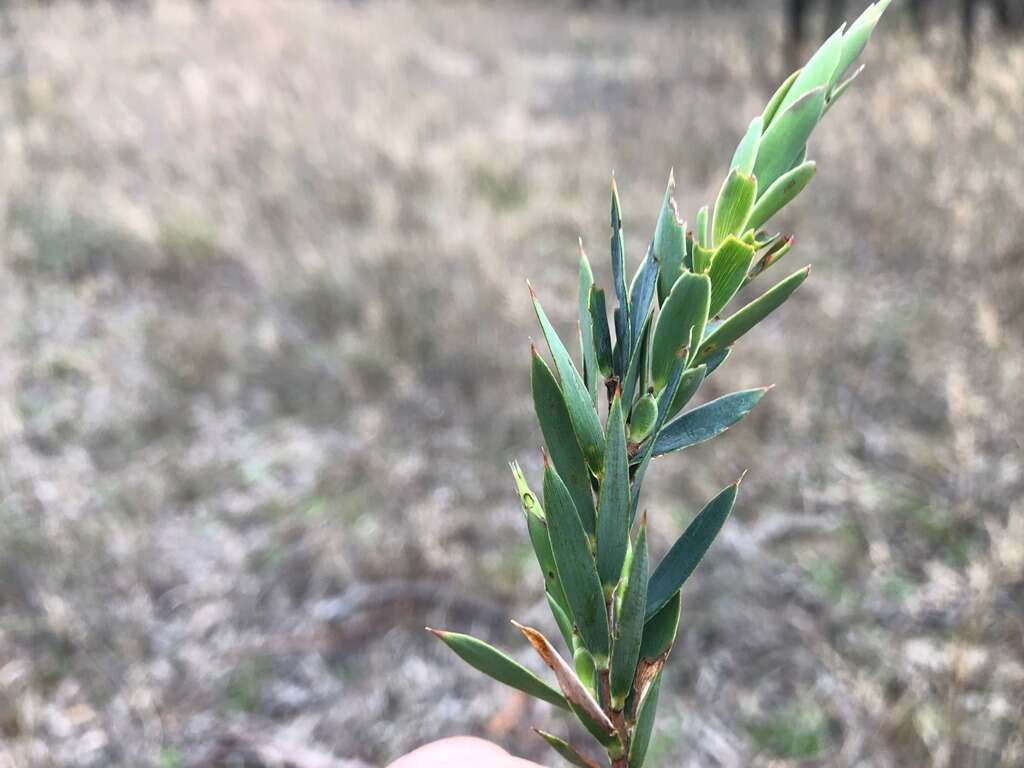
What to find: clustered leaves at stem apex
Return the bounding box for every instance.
[429,3,891,766]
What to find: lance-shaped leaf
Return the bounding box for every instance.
[696,266,809,362]
[534,729,601,768]
[427,629,568,709]
[695,205,709,249]
[532,288,606,473]
[646,481,740,620]
[573,645,597,696]
[531,349,597,535]
[653,388,769,457]
[650,272,710,391]
[628,673,662,768]
[590,287,613,378]
[704,347,730,378]
[613,306,629,380]
[629,243,658,350]
[640,591,681,659]
[512,460,570,610]
[610,178,630,365]
[731,115,763,177]
[513,621,615,735]
[654,171,686,303]
[661,362,705,423]
[753,87,826,193]
[630,359,686,518]
[826,64,864,113]
[610,519,649,710]
[712,170,757,247]
[597,393,630,591]
[834,0,892,87]
[776,25,845,116]
[548,590,576,652]
[707,236,757,318]
[747,161,816,232]
[578,244,598,401]
[620,310,652,412]
[762,68,801,129]
[543,461,610,665]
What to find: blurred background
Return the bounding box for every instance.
[0,0,1022,766]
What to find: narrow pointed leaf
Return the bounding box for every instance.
[597,394,630,590]
[646,482,740,620]
[653,388,768,457]
[531,349,597,534]
[513,621,615,733]
[703,347,730,378]
[695,205,709,249]
[548,590,576,652]
[610,521,649,709]
[640,591,681,659]
[776,25,845,116]
[834,0,892,87]
[579,245,598,401]
[730,115,763,176]
[696,266,809,362]
[427,629,567,709]
[707,236,757,318]
[826,64,864,113]
[654,172,686,303]
[630,359,686,518]
[628,673,661,768]
[753,87,826,193]
[532,290,606,472]
[613,306,629,379]
[534,729,601,768]
[512,460,569,609]
[712,170,757,247]
[629,243,658,349]
[573,645,597,696]
[543,462,610,664]
[650,272,710,391]
[762,68,801,129]
[610,178,630,352]
[747,161,816,232]
[665,363,706,422]
[590,287,613,378]
[620,310,652,409]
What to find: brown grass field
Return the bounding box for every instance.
[0,0,1022,766]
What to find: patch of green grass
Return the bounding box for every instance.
[748,702,830,759]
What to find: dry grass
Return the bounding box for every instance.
[0,0,1022,766]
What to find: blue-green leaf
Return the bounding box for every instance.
[665,363,707,422]
[597,394,630,591]
[610,178,630,365]
[695,205,709,249]
[650,272,710,391]
[531,349,597,535]
[653,388,769,457]
[630,360,687,518]
[427,629,568,709]
[629,243,658,350]
[640,591,680,659]
[532,289,606,473]
[707,236,757,318]
[590,287,613,378]
[534,729,601,768]
[712,170,757,247]
[511,460,569,610]
[628,672,661,768]
[762,68,801,129]
[579,245,598,402]
[646,482,740,620]
[731,116,763,177]
[834,0,892,88]
[548,590,576,652]
[653,171,686,304]
[753,87,826,193]
[696,266,809,362]
[543,462,610,666]
[610,520,648,709]
[747,161,817,232]
[776,25,845,115]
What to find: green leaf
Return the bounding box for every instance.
[427,629,568,709]
[653,388,769,457]
[646,482,740,620]
[628,673,661,768]
[531,348,597,535]
[620,308,652,411]
[548,590,576,652]
[747,235,794,283]
[590,287,613,378]
[629,243,658,350]
[650,272,711,391]
[597,394,631,591]
[532,289,606,473]
[610,521,649,709]
[747,161,817,232]
[695,205,709,249]
[753,87,826,193]
[653,171,686,304]
[834,0,892,88]
[731,116,763,176]
[630,360,687,518]
[534,729,601,768]
[712,170,757,247]
[665,363,706,422]
[640,591,680,659]
[696,266,809,362]
[628,393,658,444]
[707,236,757,318]
[762,68,801,129]
[826,64,864,113]
[543,462,610,665]
[691,242,713,275]
[579,245,598,402]
[610,178,630,361]
[776,25,845,116]
[511,461,569,610]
